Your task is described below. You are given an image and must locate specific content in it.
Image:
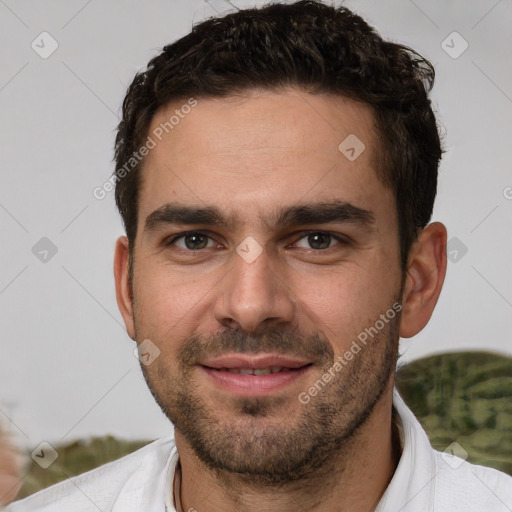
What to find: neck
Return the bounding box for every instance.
[174,386,400,512]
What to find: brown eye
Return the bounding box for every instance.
[295,232,342,250]
[307,233,332,250]
[167,232,216,250]
[183,233,209,250]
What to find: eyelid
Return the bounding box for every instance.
[162,229,351,251]
[163,230,221,247]
[290,230,352,247]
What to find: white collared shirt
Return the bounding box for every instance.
[7,389,512,512]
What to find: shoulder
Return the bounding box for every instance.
[6,437,175,512]
[432,449,512,511]
[390,389,512,511]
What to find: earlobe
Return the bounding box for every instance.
[114,236,136,340]
[399,222,447,338]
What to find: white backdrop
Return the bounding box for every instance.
[1,0,511,448]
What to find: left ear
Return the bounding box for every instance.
[399,222,447,338]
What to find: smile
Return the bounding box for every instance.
[208,367,295,375]
[199,355,313,397]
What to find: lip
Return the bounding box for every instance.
[200,353,311,370]
[199,353,312,397]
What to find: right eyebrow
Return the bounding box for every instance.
[143,203,238,233]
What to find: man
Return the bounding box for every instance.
[8,1,512,511]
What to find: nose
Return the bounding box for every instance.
[213,244,296,332]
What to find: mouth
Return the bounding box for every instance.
[206,366,302,375]
[199,353,313,397]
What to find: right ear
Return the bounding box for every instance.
[114,236,135,340]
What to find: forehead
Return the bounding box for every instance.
[138,89,391,226]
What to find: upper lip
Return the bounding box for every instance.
[200,353,311,369]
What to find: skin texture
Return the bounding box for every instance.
[0,428,22,505]
[114,88,447,512]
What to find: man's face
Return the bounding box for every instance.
[128,89,403,483]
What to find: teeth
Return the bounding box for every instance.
[253,368,271,375]
[219,367,289,375]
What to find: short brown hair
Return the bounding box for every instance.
[114,0,442,269]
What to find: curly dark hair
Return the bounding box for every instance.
[114,0,442,270]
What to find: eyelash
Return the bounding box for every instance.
[163,230,350,251]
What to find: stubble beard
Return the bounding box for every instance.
[136,312,400,488]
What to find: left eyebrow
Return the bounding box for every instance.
[271,201,375,230]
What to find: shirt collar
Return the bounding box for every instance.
[163,387,437,512]
[164,447,180,512]
[375,387,437,511]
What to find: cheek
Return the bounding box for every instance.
[133,265,215,345]
[290,264,400,350]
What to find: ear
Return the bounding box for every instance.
[399,222,447,338]
[114,236,135,340]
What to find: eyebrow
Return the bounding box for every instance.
[144,204,237,232]
[143,200,375,233]
[273,202,374,229]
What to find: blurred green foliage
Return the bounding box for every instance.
[396,351,512,475]
[18,437,150,499]
[18,351,512,499]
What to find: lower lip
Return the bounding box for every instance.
[200,365,312,397]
